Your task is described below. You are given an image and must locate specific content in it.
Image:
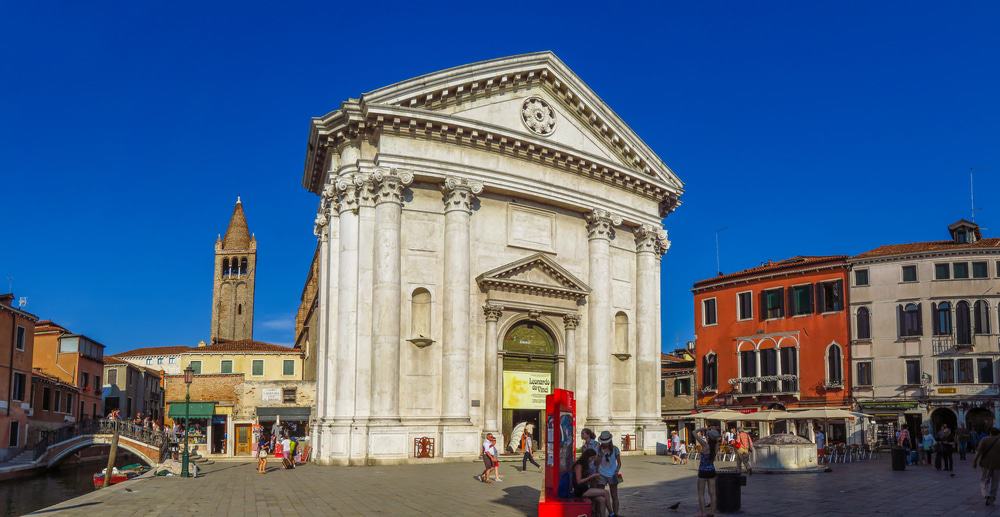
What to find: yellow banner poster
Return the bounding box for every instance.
[503,371,551,409]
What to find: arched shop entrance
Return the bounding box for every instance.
[501,321,558,453]
[930,407,958,434]
[966,407,995,433]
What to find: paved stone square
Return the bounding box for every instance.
[30,455,1000,516]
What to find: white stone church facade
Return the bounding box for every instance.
[302,52,683,465]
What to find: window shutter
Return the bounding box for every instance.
[787,287,794,317]
[916,303,923,335]
[834,280,843,310]
[897,305,904,337]
[815,283,824,313]
[931,303,938,335]
[807,284,815,313]
[777,287,785,317]
[760,291,767,320]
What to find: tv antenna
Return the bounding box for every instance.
[714,227,728,275]
[970,168,977,222]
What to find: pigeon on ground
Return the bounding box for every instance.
[668,502,681,511]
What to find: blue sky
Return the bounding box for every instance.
[2,2,998,354]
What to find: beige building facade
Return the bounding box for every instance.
[303,53,682,465]
[849,220,1000,444]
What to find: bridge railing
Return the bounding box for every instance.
[98,419,172,449]
[29,419,172,462]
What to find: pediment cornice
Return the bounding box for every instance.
[476,253,590,302]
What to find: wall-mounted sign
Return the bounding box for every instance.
[937,387,958,394]
[859,401,918,411]
[503,371,551,409]
[262,388,281,402]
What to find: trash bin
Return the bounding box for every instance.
[891,447,906,471]
[716,470,746,513]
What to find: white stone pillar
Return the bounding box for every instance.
[371,169,413,423]
[483,304,504,435]
[635,225,663,425]
[563,313,581,393]
[441,177,483,424]
[333,175,360,424]
[354,176,377,429]
[323,191,339,422]
[586,208,620,428]
[312,197,330,440]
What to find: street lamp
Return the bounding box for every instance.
[180,366,194,478]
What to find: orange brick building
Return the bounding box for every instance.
[33,321,106,423]
[0,293,38,456]
[693,256,852,434]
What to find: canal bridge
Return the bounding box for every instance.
[31,419,170,467]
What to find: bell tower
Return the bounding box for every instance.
[211,197,256,343]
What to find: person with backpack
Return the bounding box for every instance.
[570,448,615,517]
[974,427,1000,506]
[736,427,754,475]
[597,431,622,516]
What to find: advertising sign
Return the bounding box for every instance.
[503,371,551,409]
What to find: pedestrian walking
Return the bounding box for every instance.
[898,424,912,464]
[489,434,503,481]
[672,442,688,465]
[974,428,1000,505]
[921,427,936,466]
[571,448,616,517]
[670,430,681,456]
[257,440,269,474]
[695,428,720,517]
[477,433,497,483]
[597,431,622,517]
[938,424,955,472]
[736,427,754,475]
[521,425,540,471]
[958,425,971,461]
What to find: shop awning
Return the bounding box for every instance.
[256,407,311,421]
[168,402,216,418]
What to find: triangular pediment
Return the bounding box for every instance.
[476,253,590,301]
[360,52,682,191]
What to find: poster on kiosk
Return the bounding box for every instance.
[538,389,592,516]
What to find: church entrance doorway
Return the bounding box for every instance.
[501,321,558,454]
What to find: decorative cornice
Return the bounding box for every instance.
[442,176,484,213]
[563,313,581,330]
[586,208,621,241]
[483,304,504,322]
[476,253,590,302]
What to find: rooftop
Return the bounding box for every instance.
[220,197,253,250]
[693,255,848,289]
[855,238,1000,259]
[195,340,299,354]
[117,345,194,357]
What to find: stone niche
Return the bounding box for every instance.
[753,433,822,473]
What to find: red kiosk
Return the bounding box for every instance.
[537,389,592,516]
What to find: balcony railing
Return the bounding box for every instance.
[728,375,799,396]
[933,335,974,355]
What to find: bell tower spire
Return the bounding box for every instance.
[211,197,256,343]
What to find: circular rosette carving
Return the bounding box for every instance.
[521,96,556,136]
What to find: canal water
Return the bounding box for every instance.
[0,450,142,516]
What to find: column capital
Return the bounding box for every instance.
[373,168,414,206]
[635,224,670,256]
[483,303,504,322]
[563,313,581,330]
[356,174,378,208]
[442,176,484,213]
[586,208,621,240]
[335,177,359,214]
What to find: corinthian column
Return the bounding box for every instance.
[483,304,504,435]
[563,313,581,392]
[440,176,483,424]
[333,175,360,424]
[323,184,340,422]
[586,208,619,427]
[635,224,668,426]
[371,169,413,423]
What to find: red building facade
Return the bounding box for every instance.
[693,256,852,417]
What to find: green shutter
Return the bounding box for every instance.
[283,360,294,376]
[252,360,263,376]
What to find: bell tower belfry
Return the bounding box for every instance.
[211,197,256,343]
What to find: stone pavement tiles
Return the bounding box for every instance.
[29,455,1000,516]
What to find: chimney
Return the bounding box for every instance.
[0,293,13,307]
[198,340,207,348]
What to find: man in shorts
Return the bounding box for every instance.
[477,433,497,483]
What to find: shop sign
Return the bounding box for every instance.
[938,387,957,394]
[262,388,281,402]
[860,401,918,411]
[503,371,551,409]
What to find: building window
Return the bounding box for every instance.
[901,265,918,282]
[96,375,100,388]
[974,300,991,334]
[790,285,813,316]
[54,391,62,413]
[411,288,432,338]
[283,360,294,376]
[221,360,233,374]
[905,360,921,385]
[957,359,975,383]
[762,288,784,319]
[973,261,989,279]
[15,326,25,351]
[978,359,995,384]
[674,377,691,396]
[660,379,666,397]
[252,360,264,376]
[933,302,953,336]
[614,313,629,354]
[169,357,176,364]
[145,358,152,365]
[8,422,18,448]
[953,262,969,279]
[938,359,955,384]
[956,301,972,345]
[189,361,202,375]
[81,372,88,388]
[897,303,923,337]
[935,263,951,280]
[827,344,843,385]
[157,357,164,365]
[740,350,757,393]
[779,347,799,392]
[854,269,869,286]
[737,291,753,320]
[12,373,25,401]
[857,362,873,387]
[42,387,51,410]
[65,393,73,413]
[760,348,778,392]
[856,307,871,339]
[702,354,717,390]
[817,280,844,312]
[282,388,297,403]
[702,299,717,326]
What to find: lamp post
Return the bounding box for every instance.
[180,366,194,478]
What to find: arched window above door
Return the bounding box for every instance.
[503,322,556,356]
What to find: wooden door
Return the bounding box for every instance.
[235,424,251,455]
